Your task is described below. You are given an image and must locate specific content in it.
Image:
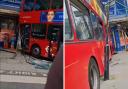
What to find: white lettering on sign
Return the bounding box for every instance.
[59,15,63,19]
[31,72,37,76]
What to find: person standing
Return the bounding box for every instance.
[3,33,9,48]
[10,34,16,49]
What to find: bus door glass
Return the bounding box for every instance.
[21,24,31,49]
[90,12,104,40]
[90,11,105,61]
[47,24,63,51]
[47,24,63,42]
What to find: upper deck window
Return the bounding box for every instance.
[34,0,62,11]
[23,0,34,11]
[23,0,63,11]
[51,0,63,9]
[34,0,50,10]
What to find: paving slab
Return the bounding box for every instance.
[0,51,50,74]
[101,51,128,89]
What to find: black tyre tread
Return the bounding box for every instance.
[31,45,41,57]
[88,58,100,89]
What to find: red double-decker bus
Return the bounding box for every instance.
[19,0,63,60]
[65,0,111,89]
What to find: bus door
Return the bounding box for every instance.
[47,24,63,57]
[90,11,105,62]
[21,24,30,50]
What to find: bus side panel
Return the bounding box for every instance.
[19,11,41,23]
[94,41,105,76]
[29,38,58,58]
[65,43,90,89]
[29,39,49,57]
[65,40,104,89]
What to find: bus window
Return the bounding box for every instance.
[23,0,34,11]
[83,13,94,38]
[21,24,30,36]
[21,24,31,49]
[34,0,50,10]
[90,12,97,31]
[51,0,63,9]
[65,3,73,40]
[90,12,103,40]
[31,24,46,38]
[71,5,92,40]
[47,24,62,41]
[97,19,104,40]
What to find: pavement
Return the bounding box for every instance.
[0,51,49,73]
[0,50,51,89]
[1,50,128,89]
[0,82,45,89]
[101,51,128,89]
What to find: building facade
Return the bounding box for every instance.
[102,0,128,52]
[0,0,21,49]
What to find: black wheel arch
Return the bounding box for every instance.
[88,56,100,89]
[89,56,100,73]
[31,44,41,50]
[31,44,41,56]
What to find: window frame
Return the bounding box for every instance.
[34,0,51,11]
[65,2,74,41]
[47,24,63,41]
[70,2,93,41]
[23,0,35,12]
[90,11,105,41]
[50,0,63,10]
[31,23,47,39]
[97,18,104,40]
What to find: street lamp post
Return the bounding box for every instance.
[103,0,115,81]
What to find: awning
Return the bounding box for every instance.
[0,8,19,15]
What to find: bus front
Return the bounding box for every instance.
[19,0,63,60]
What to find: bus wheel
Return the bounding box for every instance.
[88,58,100,89]
[31,46,41,58]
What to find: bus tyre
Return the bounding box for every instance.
[31,46,41,58]
[88,59,100,89]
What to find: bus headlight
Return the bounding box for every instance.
[45,46,49,53]
[52,54,54,57]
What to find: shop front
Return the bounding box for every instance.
[0,12,19,50]
[111,22,128,52]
